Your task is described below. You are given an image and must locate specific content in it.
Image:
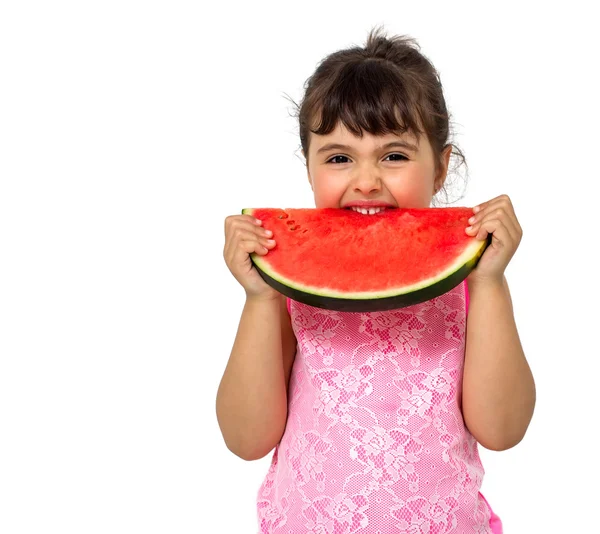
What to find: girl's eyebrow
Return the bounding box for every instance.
[316,140,419,154]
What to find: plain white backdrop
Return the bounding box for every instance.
[1,1,598,533]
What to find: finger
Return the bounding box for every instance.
[232,228,275,247]
[251,242,276,255]
[224,214,265,237]
[225,218,274,244]
[226,228,276,260]
[224,215,264,237]
[224,226,254,258]
[468,201,521,243]
[236,237,276,259]
[467,218,514,248]
[471,197,513,221]
[474,196,521,236]
[472,194,512,215]
[225,229,275,260]
[472,208,519,243]
[225,239,263,270]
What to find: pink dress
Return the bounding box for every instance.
[257,281,503,533]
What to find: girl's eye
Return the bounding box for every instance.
[386,153,408,162]
[326,153,408,164]
[327,155,350,164]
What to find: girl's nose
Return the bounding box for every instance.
[352,170,382,195]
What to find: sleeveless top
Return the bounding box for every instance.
[256,282,502,533]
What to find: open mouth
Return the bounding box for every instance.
[347,206,392,215]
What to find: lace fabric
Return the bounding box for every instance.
[256,282,501,533]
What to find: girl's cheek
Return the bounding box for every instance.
[313,181,345,207]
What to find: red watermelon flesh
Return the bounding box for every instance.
[243,207,488,311]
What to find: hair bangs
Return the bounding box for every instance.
[310,60,425,141]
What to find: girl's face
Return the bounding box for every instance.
[305,122,452,210]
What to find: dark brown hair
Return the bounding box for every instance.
[286,25,467,204]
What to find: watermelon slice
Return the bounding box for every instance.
[242,207,490,312]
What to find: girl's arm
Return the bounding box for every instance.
[462,275,536,451]
[216,293,296,461]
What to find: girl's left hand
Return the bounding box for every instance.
[465,194,522,286]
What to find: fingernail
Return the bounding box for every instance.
[265,229,273,236]
[466,226,473,231]
[255,218,262,224]
[468,217,475,224]
[473,206,480,213]
[267,239,275,244]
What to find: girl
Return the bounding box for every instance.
[217,26,535,534]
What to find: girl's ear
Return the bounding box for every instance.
[302,150,314,190]
[434,144,453,193]
[307,170,314,191]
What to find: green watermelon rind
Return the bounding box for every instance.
[242,208,490,312]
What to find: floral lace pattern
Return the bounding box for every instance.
[257,282,495,533]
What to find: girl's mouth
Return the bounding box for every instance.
[348,206,388,215]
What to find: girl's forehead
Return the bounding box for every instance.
[311,122,422,147]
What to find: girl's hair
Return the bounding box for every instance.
[287,25,467,204]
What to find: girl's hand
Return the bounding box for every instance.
[465,194,523,286]
[223,214,281,300]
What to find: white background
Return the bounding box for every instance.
[1,1,598,533]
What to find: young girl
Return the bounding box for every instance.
[217,27,535,534]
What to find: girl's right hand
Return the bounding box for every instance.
[223,214,280,300]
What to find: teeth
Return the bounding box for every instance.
[350,206,385,215]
